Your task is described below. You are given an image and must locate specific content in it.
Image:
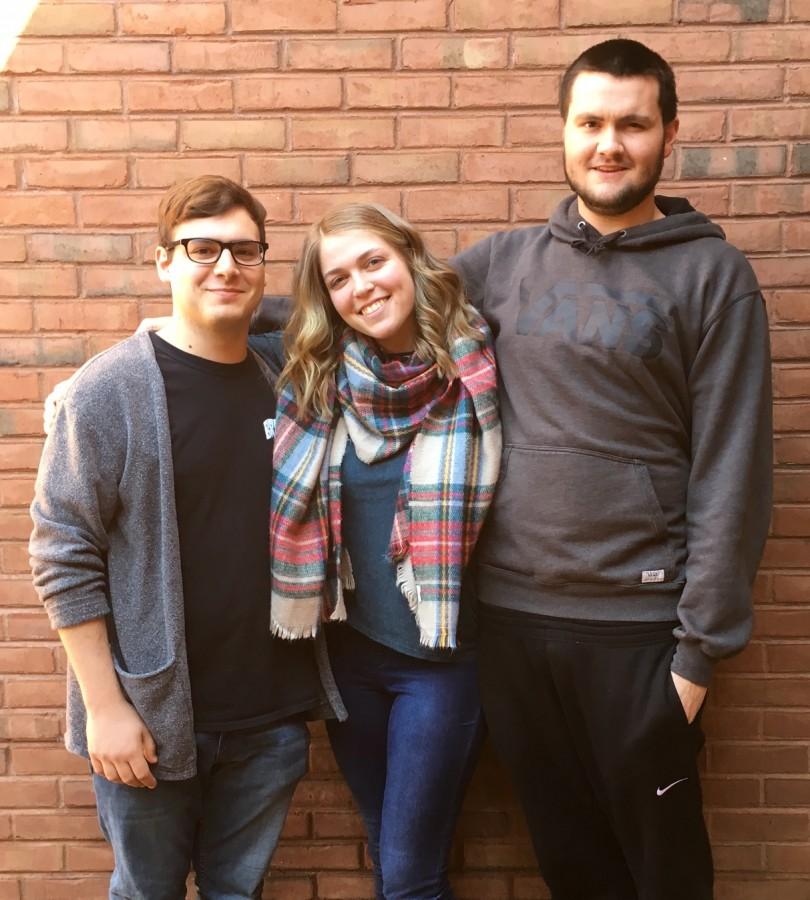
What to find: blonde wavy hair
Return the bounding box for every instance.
[278,203,483,419]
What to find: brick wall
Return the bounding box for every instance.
[0,1,808,898]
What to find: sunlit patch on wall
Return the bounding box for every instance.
[0,0,41,70]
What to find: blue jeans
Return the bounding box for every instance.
[326,626,484,900]
[93,719,309,900]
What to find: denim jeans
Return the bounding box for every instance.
[93,719,309,900]
[326,626,484,900]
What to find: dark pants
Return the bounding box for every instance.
[326,625,484,900]
[478,604,713,900]
[93,719,309,900]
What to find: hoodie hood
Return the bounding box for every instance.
[549,194,726,256]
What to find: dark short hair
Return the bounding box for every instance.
[560,39,678,125]
[157,175,267,246]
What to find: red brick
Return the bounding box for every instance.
[462,150,562,182]
[180,119,286,151]
[4,613,51,642]
[314,873,375,899]
[354,152,458,185]
[288,39,392,70]
[0,122,67,153]
[246,155,348,187]
[454,74,558,108]
[0,409,45,439]
[312,811,366,839]
[790,0,810,19]
[406,187,508,222]
[0,237,24,266]
[680,145,786,178]
[716,881,810,900]
[750,256,809,288]
[79,194,160,227]
[340,0,446,31]
[232,0,336,31]
[346,76,450,109]
[566,0,670,24]
[402,37,507,70]
[72,119,177,152]
[711,811,808,842]
[120,3,226,35]
[787,65,810,95]
[774,365,810,398]
[66,42,169,73]
[452,874,512,899]
[455,0,557,28]
[60,778,95,808]
[784,220,810,250]
[632,30,734,62]
[82,268,164,298]
[0,779,58,808]
[0,580,37,607]
[253,192,296,223]
[400,116,502,152]
[13,814,100,841]
[0,714,61,741]
[678,68,784,102]
[23,159,127,190]
[292,117,395,150]
[0,374,37,403]
[776,435,810,464]
[766,643,810,672]
[17,80,121,113]
[173,41,279,72]
[272,843,359,871]
[1,43,63,75]
[4,675,65,707]
[0,305,33,332]
[680,0,784,22]
[719,219,781,253]
[260,877,313,899]
[10,747,87,777]
[732,183,810,215]
[514,187,572,221]
[513,875,552,899]
[730,107,810,139]
[24,4,115,36]
[713,674,810,708]
[678,110,727,141]
[0,648,54,675]
[0,843,61,873]
[28,235,131,265]
[36,303,139,333]
[464,838,537,868]
[733,28,810,60]
[0,269,78,299]
[18,876,109,900]
[290,779,354,808]
[713,844,764,873]
[764,843,810,873]
[764,709,810,740]
[505,114,559,146]
[662,183,730,216]
[63,842,113,871]
[702,706,762,740]
[127,79,232,112]
[237,77,342,110]
[0,162,15,191]
[133,156,240,189]
[768,292,810,323]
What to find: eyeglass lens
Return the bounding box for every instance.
[186,239,264,265]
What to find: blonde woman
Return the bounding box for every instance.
[263,203,501,899]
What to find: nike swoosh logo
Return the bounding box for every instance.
[657,777,688,796]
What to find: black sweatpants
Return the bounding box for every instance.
[478,604,713,900]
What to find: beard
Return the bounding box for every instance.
[564,141,666,218]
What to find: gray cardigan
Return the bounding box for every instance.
[30,332,344,780]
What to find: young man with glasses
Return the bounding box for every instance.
[30,175,343,900]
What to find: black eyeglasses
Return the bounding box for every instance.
[166,238,268,266]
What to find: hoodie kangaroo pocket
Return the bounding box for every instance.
[479,446,677,587]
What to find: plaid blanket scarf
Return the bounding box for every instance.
[270,318,501,649]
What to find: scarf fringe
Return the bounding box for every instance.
[340,547,355,591]
[270,619,319,641]
[395,555,419,613]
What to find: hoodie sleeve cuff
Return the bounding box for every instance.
[671,640,715,688]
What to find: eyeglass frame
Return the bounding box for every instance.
[164,237,269,267]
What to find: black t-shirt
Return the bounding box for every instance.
[150,333,321,731]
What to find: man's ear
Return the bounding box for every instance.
[663,118,679,159]
[155,244,172,283]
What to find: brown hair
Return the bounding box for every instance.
[278,203,482,419]
[560,39,678,125]
[157,175,267,245]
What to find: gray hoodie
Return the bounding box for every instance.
[451,195,773,686]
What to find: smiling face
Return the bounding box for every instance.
[155,206,265,336]
[319,229,417,354]
[563,71,678,232]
